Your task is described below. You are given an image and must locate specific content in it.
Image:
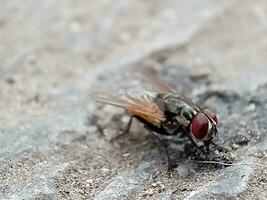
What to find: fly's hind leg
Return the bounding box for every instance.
[144,126,176,172]
[110,115,135,142]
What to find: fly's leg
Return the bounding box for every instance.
[144,126,176,172]
[186,133,207,154]
[110,115,135,142]
[203,140,211,154]
[122,115,135,135]
[175,126,206,154]
[210,141,229,152]
[134,117,175,171]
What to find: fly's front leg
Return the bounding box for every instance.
[122,115,135,135]
[110,115,135,142]
[210,141,229,152]
[171,127,207,156]
[185,133,206,154]
[204,140,211,154]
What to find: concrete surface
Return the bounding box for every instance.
[0,0,266,199]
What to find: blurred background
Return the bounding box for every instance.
[0,1,266,199]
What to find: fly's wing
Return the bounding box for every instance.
[128,66,176,94]
[93,94,166,124]
[91,66,176,124]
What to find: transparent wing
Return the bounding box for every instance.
[93,94,166,123]
[91,66,176,123]
[129,66,176,94]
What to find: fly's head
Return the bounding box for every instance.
[190,108,219,150]
[162,94,219,150]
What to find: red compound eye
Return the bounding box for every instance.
[191,113,209,139]
[204,109,218,123]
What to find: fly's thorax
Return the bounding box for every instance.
[158,93,199,127]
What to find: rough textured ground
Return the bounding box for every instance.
[0,0,266,199]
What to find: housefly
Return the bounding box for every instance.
[93,67,220,170]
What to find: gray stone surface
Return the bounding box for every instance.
[0,0,266,199]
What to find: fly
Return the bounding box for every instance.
[92,67,224,171]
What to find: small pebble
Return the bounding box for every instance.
[101,168,110,172]
[231,143,240,150]
[245,103,256,112]
[189,67,210,80]
[86,179,93,184]
[239,120,246,127]
[151,182,157,187]
[214,150,220,154]
[69,21,81,33]
[122,152,130,157]
[254,151,265,159]
[143,188,154,197]
[158,184,165,193]
[5,77,15,85]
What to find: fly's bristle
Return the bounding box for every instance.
[189,160,264,167]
